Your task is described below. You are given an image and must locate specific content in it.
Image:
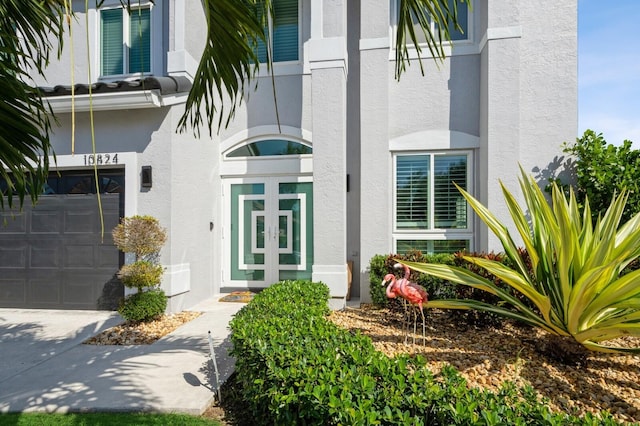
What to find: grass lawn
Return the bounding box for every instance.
[0,412,221,425]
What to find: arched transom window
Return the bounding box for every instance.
[226,139,312,158]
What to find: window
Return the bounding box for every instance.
[394,152,472,255]
[397,239,469,255]
[406,0,470,44]
[100,5,152,76]
[255,0,299,63]
[226,139,311,158]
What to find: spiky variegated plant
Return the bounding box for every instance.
[403,166,640,353]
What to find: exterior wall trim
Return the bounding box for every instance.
[389,130,480,151]
[305,37,348,73]
[167,50,199,79]
[479,26,523,51]
[46,151,138,217]
[359,37,389,51]
[220,125,313,154]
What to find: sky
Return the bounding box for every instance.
[579,0,640,145]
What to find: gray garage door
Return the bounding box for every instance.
[0,171,124,310]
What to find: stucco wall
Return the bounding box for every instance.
[165,106,217,311]
[358,0,577,302]
[478,0,578,251]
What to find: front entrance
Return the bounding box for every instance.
[223,176,313,288]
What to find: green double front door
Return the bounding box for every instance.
[224,177,313,287]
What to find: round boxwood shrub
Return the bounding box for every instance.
[112,215,167,261]
[118,289,167,322]
[118,260,165,291]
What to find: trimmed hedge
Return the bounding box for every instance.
[229,280,619,425]
[118,289,167,322]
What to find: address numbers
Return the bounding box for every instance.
[83,153,118,166]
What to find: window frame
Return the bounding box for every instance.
[390,0,475,59]
[93,0,163,81]
[255,0,302,66]
[225,139,312,158]
[392,150,474,254]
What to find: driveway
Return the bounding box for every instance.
[0,300,243,414]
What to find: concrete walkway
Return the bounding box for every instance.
[0,297,245,415]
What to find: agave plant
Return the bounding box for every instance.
[402,165,640,353]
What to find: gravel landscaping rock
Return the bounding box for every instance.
[83,311,202,345]
[328,305,640,425]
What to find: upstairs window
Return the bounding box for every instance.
[100,5,152,76]
[255,0,300,63]
[404,0,470,44]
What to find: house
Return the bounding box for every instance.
[0,0,577,311]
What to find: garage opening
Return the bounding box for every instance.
[0,169,125,310]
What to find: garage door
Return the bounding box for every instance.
[0,171,124,310]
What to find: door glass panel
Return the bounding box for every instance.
[231,183,265,281]
[278,214,290,250]
[254,214,265,250]
[278,182,313,280]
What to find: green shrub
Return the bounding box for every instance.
[118,289,167,322]
[369,251,456,307]
[229,279,620,425]
[562,130,640,223]
[117,260,165,291]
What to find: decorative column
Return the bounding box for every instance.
[308,0,349,309]
[358,0,391,303]
[479,0,522,251]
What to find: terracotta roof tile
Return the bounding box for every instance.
[39,76,192,97]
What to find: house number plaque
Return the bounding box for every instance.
[83,153,119,166]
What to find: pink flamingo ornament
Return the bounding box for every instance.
[382,263,428,345]
[395,263,428,345]
[382,272,411,342]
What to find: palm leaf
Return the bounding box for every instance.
[395,0,471,79]
[0,0,64,209]
[177,0,266,137]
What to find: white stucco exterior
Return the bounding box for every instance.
[33,0,577,310]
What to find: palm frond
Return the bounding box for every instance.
[0,0,64,209]
[395,0,471,80]
[177,0,266,137]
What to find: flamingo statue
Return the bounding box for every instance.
[383,263,428,345]
[382,273,402,299]
[381,272,411,342]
